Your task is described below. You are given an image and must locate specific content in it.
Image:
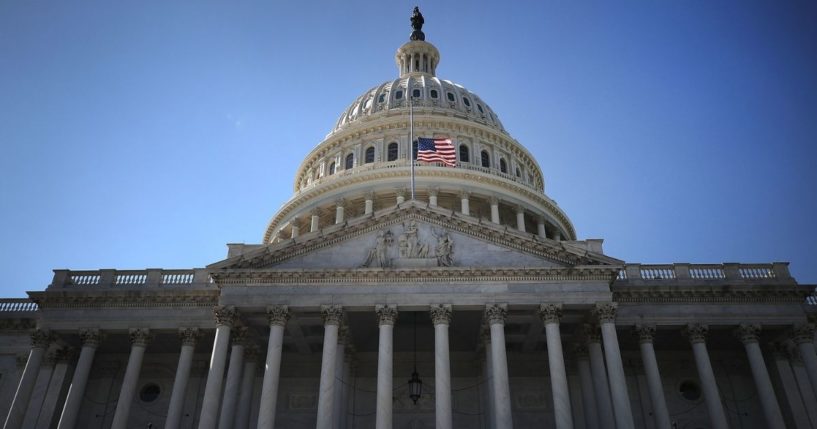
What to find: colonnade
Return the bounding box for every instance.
[284,189,563,242]
[6,304,817,429]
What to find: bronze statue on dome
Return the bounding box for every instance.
[410,6,425,41]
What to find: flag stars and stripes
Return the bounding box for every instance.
[416,137,456,167]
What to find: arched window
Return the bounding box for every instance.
[387,142,398,161]
[328,162,336,175]
[459,145,470,163]
[481,150,490,168]
[447,92,455,102]
[430,89,438,99]
[412,89,421,98]
[378,93,386,103]
[462,97,471,107]
[395,90,403,100]
[515,167,521,177]
[345,153,354,170]
[500,158,508,173]
[364,147,375,164]
[477,104,484,114]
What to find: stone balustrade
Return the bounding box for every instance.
[48,268,212,289]
[0,298,38,312]
[617,262,793,284]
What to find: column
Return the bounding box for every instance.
[482,330,495,429]
[218,327,248,429]
[634,325,671,429]
[257,305,290,429]
[769,342,811,429]
[485,304,513,429]
[22,352,54,429]
[165,328,200,429]
[375,305,398,429]
[459,191,470,216]
[683,324,729,429]
[396,188,406,205]
[335,198,345,224]
[429,188,438,207]
[489,196,500,224]
[36,348,74,429]
[57,328,101,429]
[793,323,817,399]
[365,191,375,214]
[316,305,343,429]
[198,306,238,429]
[430,305,453,429]
[111,329,151,429]
[515,206,526,232]
[310,208,321,232]
[593,303,635,429]
[235,347,259,429]
[536,218,546,238]
[5,329,51,429]
[574,345,599,429]
[582,324,615,429]
[538,304,572,429]
[553,230,562,241]
[333,327,348,429]
[290,218,300,239]
[734,324,785,428]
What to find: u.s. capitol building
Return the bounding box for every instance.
[2,9,815,429]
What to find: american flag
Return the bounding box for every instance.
[416,137,456,167]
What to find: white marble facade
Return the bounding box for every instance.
[2,8,816,429]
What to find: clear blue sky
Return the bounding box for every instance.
[1,1,815,297]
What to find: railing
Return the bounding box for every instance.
[0,298,38,312]
[49,268,212,289]
[616,263,791,284]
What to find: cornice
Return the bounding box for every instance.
[28,289,219,309]
[231,205,603,271]
[613,286,809,304]
[264,166,574,243]
[211,266,618,286]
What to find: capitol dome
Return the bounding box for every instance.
[263,13,576,245]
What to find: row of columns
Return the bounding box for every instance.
[287,189,562,241]
[8,306,817,429]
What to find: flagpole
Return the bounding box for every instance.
[409,94,415,200]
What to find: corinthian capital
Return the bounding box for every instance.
[129,328,152,347]
[376,305,399,326]
[321,305,344,326]
[430,304,452,325]
[267,305,291,327]
[683,323,708,344]
[538,303,563,324]
[79,328,102,347]
[592,302,617,324]
[213,306,238,327]
[485,304,507,325]
[179,328,200,346]
[31,329,53,349]
[735,323,761,344]
[634,324,656,344]
[792,323,816,344]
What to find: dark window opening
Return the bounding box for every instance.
[447,92,455,102]
[500,158,508,173]
[430,89,438,98]
[387,142,398,161]
[459,145,470,163]
[463,97,471,107]
[477,104,484,113]
[378,93,385,103]
[345,153,354,169]
[364,147,375,164]
[481,150,490,168]
[140,384,161,403]
[515,167,521,177]
[328,162,335,175]
[395,90,403,100]
[412,89,421,98]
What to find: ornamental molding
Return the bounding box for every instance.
[0,318,37,331]
[212,265,617,286]
[613,286,809,304]
[179,328,201,346]
[129,328,152,347]
[579,324,601,343]
[792,323,816,344]
[28,290,219,309]
[634,325,656,344]
[268,166,570,243]
[213,306,239,327]
[31,329,53,348]
[231,326,249,346]
[375,305,399,326]
[592,302,617,324]
[429,304,452,325]
[224,204,612,272]
[683,324,708,344]
[79,328,102,347]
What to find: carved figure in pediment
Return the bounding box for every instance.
[432,229,454,267]
[362,229,393,268]
[401,220,429,258]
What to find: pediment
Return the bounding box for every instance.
[209,203,621,272]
